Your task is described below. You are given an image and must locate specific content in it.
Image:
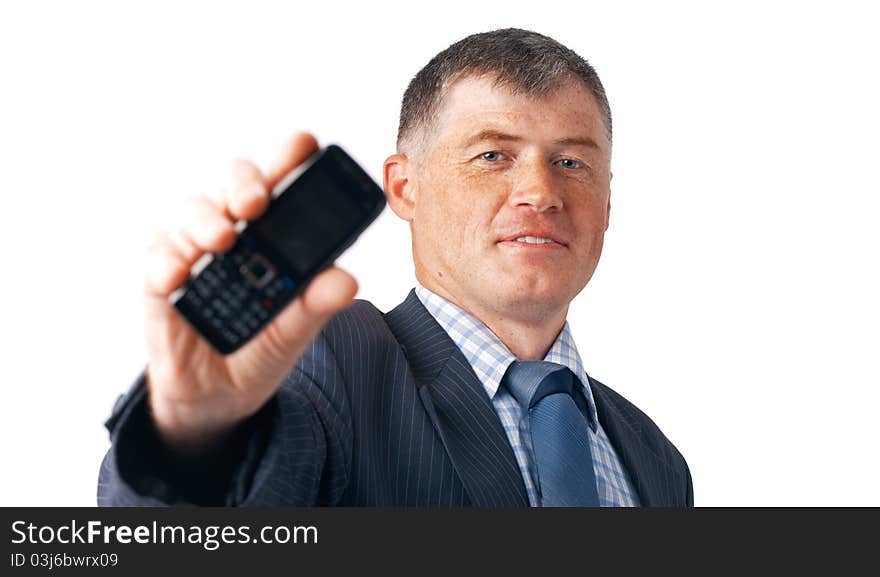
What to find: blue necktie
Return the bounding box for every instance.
[503,361,600,507]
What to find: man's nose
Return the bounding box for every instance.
[508,159,563,212]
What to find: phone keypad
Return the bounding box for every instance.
[176,238,297,353]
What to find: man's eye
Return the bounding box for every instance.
[481,151,502,162]
[557,158,582,169]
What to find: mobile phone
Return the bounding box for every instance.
[170,144,386,354]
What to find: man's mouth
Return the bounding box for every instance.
[512,236,557,245]
[498,231,568,247]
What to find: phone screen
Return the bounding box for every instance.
[249,156,372,278]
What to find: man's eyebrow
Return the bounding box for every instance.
[552,136,601,150]
[463,129,524,147]
[463,130,601,150]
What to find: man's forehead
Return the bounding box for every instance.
[435,75,606,142]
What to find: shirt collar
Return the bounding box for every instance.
[414,283,598,432]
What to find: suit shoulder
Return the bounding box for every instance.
[589,376,690,475]
[319,298,400,351]
[326,298,384,324]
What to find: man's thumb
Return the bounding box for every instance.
[299,266,359,320]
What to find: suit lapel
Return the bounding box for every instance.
[386,291,529,507]
[589,377,678,507]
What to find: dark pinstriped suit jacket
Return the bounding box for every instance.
[98,290,693,507]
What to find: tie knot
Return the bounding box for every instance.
[503,361,575,410]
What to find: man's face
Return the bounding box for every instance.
[407,75,612,324]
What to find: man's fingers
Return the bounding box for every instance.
[144,195,236,299]
[265,133,320,190]
[143,133,319,304]
[145,231,190,298]
[179,195,237,253]
[226,159,270,221]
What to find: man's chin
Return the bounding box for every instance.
[487,287,572,322]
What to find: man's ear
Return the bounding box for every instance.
[383,154,416,222]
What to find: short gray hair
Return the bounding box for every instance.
[397,28,612,155]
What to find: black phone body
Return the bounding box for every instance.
[170,145,386,354]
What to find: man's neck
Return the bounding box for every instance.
[415,280,568,361]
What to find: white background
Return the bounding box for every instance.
[1,0,877,506]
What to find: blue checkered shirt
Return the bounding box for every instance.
[415,284,640,507]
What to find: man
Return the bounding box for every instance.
[98,28,692,507]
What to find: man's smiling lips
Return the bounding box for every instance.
[496,230,568,250]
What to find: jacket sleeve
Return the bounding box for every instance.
[96,331,353,506]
